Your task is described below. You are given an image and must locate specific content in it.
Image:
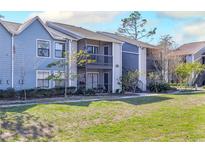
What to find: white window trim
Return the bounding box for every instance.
[53,41,67,59]
[86,44,99,47]
[52,70,65,88]
[122,50,139,55]
[86,44,99,54]
[86,72,99,89]
[36,70,51,89]
[36,39,52,58]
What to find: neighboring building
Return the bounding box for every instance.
[170,41,205,86]
[98,32,158,91]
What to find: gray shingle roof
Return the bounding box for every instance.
[0,20,21,33]
[170,41,205,56]
[98,32,157,49]
[47,21,122,43]
[0,17,76,40]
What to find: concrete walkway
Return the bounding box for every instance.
[0,93,158,108]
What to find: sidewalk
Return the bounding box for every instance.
[0,93,158,108]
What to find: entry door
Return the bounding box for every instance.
[104,72,109,92]
[87,73,98,89]
[104,46,109,64]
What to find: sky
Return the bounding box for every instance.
[1,11,205,46]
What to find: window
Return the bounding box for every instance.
[55,42,66,58]
[202,57,205,64]
[37,71,50,88]
[53,71,65,88]
[37,40,50,57]
[87,45,98,54]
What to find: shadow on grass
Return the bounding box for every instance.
[0,105,37,113]
[119,96,173,106]
[174,91,205,96]
[60,95,173,107]
[0,110,54,141]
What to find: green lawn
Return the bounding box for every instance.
[1,92,205,141]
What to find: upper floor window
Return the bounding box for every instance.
[55,42,66,58]
[37,40,50,57]
[87,45,98,54]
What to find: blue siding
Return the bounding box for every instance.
[14,20,65,90]
[122,42,139,72]
[122,42,139,53]
[122,52,139,72]
[0,24,12,90]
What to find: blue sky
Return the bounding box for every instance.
[1,11,205,46]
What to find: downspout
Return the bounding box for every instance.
[68,39,72,86]
[11,34,14,88]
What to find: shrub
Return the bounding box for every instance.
[115,89,121,94]
[147,82,172,93]
[4,88,16,98]
[67,86,77,95]
[85,89,96,96]
[75,88,85,95]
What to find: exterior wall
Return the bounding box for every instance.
[78,38,112,55]
[122,42,139,73]
[85,68,112,89]
[194,47,205,61]
[0,24,12,90]
[122,52,139,72]
[122,42,139,53]
[69,40,78,87]
[185,54,193,63]
[139,47,147,91]
[77,68,112,91]
[13,20,77,90]
[112,42,122,92]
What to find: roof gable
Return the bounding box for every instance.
[98,32,157,49]
[172,41,205,56]
[47,21,122,43]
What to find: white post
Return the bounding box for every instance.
[11,34,14,88]
[138,47,147,91]
[112,42,122,93]
[68,40,77,87]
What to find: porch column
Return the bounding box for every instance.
[138,47,147,91]
[112,42,122,93]
[68,40,77,87]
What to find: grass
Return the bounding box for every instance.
[1,92,205,141]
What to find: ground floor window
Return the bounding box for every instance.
[53,71,65,88]
[86,72,99,89]
[36,70,50,88]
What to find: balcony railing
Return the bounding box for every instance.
[87,54,113,66]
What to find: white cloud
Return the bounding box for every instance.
[29,11,120,25]
[171,20,205,45]
[183,21,205,36]
[157,11,205,19]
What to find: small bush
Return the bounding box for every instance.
[115,89,121,94]
[5,88,16,98]
[147,82,172,93]
[75,88,85,95]
[85,89,96,96]
[67,86,77,95]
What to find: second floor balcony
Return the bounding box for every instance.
[89,53,112,65]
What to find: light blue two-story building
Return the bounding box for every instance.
[0,16,157,92]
